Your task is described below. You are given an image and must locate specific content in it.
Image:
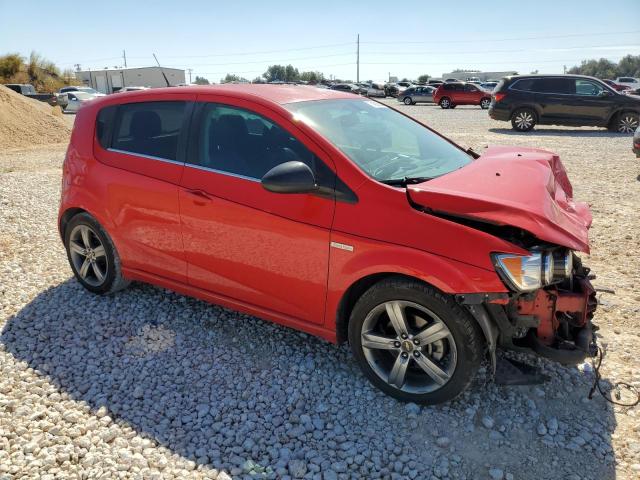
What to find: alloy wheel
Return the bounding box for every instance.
[480,98,490,109]
[360,300,457,394]
[68,224,108,287]
[440,98,450,108]
[618,114,639,133]
[514,111,534,130]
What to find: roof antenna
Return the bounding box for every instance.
[153,53,171,87]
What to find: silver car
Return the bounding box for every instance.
[63,91,97,113]
[57,86,104,109]
[397,86,435,105]
[366,83,386,98]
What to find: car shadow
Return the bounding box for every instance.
[488,127,627,138]
[1,279,618,479]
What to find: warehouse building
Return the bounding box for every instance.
[75,66,186,94]
[441,71,518,81]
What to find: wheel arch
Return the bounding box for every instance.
[335,272,473,344]
[510,104,541,120]
[59,207,88,240]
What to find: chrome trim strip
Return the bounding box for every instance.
[185,163,261,183]
[107,148,184,166]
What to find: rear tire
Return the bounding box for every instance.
[64,213,130,294]
[480,98,491,109]
[403,97,413,105]
[348,277,484,404]
[613,112,639,133]
[511,108,537,131]
[439,97,451,109]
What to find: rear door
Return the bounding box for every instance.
[533,78,576,122]
[178,97,336,324]
[94,96,194,282]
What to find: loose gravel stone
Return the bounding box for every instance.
[0,104,637,479]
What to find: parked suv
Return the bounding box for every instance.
[59,85,598,404]
[489,74,640,132]
[433,82,492,109]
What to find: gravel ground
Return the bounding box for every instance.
[1,103,639,479]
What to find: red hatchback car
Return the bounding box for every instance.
[59,85,597,404]
[433,82,492,109]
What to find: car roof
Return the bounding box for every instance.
[112,84,357,104]
[505,74,603,81]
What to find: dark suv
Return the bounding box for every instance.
[489,75,640,132]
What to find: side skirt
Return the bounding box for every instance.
[122,267,338,344]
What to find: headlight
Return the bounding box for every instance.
[552,249,573,280]
[494,250,572,292]
[494,253,543,292]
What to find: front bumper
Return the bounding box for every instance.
[461,265,598,366]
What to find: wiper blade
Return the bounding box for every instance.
[380,176,435,186]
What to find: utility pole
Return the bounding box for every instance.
[187,68,193,83]
[122,50,127,68]
[356,34,360,83]
[563,64,567,74]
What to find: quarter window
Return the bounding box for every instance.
[111,101,186,161]
[194,104,318,179]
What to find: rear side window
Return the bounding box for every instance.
[194,103,318,179]
[111,101,186,161]
[509,79,535,91]
[532,78,575,94]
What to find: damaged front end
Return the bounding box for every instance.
[459,253,598,377]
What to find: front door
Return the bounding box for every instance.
[179,99,335,324]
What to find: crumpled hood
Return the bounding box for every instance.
[407,146,592,253]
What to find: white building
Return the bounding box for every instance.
[75,67,186,94]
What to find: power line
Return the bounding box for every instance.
[361,30,640,45]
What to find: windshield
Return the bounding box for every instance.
[285,99,472,183]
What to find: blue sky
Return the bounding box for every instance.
[1,0,638,82]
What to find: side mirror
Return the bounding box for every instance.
[261,161,318,194]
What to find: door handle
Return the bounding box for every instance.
[184,189,212,205]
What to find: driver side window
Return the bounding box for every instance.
[193,104,317,179]
[575,80,604,96]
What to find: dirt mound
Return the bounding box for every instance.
[0,85,71,150]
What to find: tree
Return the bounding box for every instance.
[0,53,23,78]
[417,74,430,83]
[300,71,324,83]
[220,73,248,83]
[264,64,300,82]
[194,76,210,85]
[567,55,640,79]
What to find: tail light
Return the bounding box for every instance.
[493,92,507,102]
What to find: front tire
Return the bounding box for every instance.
[64,213,130,294]
[439,97,451,109]
[348,278,483,404]
[403,97,413,105]
[511,108,537,131]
